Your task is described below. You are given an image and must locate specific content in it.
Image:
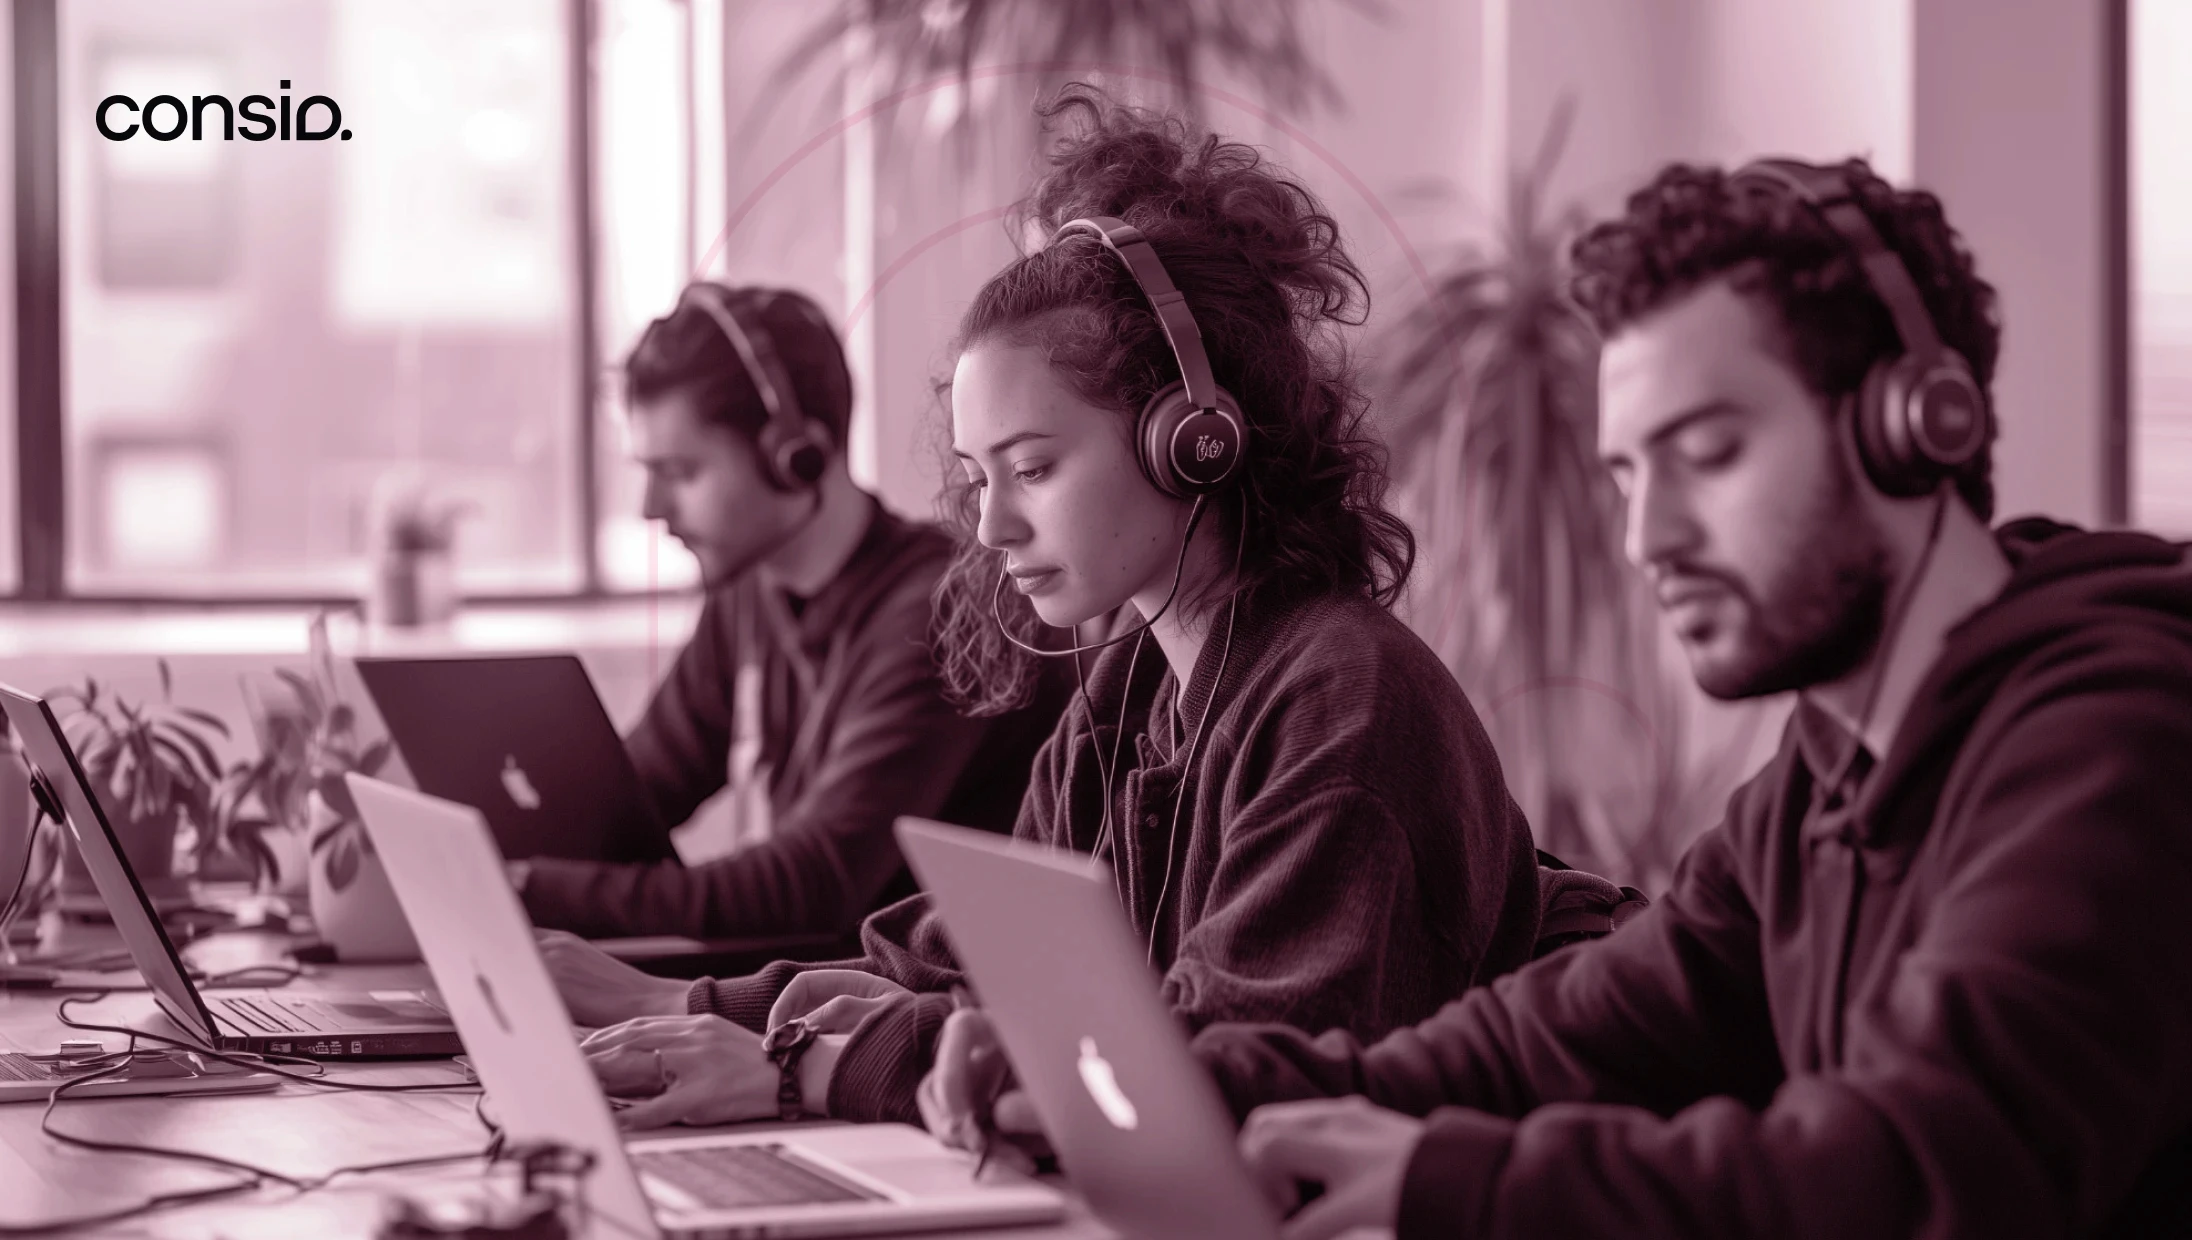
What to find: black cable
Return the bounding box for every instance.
[0,803,52,935]
[1144,508,1247,967]
[1813,485,1953,811]
[57,994,477,1095]
[197,962,309,988]
[1081,631,1147,884]
[991,495,1210,659]
[475,1087,505,1161]
[2,1008,498,1236]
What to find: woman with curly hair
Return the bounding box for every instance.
[537,85,1541,1133]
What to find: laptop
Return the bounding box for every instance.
[0,682,460,1060]
[354,655,675,864]
[346,775,1066,1239]
[895,817,1284,1240]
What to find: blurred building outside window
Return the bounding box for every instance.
[2133,0,2192,536]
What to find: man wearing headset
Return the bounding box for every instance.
[934,158,2192,1237]
[512,283,1066,945]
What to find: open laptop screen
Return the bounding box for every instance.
[0,683,221,1045]
[355,655,673,864]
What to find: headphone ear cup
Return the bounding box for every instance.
[1853,354,1986,499]
[757,422,829,491]
[1851,360,1928,498]
[780,435,828,488]
[1137,381,1247,498]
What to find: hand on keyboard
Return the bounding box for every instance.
[580,1014,778,1130]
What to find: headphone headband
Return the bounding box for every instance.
[681,284,805,435]
[1729,158,1987,497]
[679,284,828,489]
[1730,160,1951,364]
[1051,217,1225,417]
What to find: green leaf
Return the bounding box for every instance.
[315,774,359,822]
[149,735,210,789]
[324,833,360,892]
[242,830,280,890]
[174,707,232,738]
[157,659,174,702]
[358,739,393,777]
[273,669,324,725]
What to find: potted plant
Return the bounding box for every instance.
[368,479,471,629]
[1374,102,1754,892]
[215,612,416,960]
[45,660,244,913]
[294,612,417,960]
[756,0,1341,164]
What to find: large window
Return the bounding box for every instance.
[1,6,17,593]
[47,0,584,599]
[2133,0,2192,535]
[4,0,858,603]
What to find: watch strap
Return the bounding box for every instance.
[762,1019,822,1121]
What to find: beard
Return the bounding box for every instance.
[1676,453,1892,701]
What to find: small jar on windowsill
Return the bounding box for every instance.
[366,489,471,630]
[371,546,459,628]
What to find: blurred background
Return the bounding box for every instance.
[0,0,2176,891]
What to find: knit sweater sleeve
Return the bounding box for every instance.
[1158,778,1450,1037]
[1156,619,1541,1046]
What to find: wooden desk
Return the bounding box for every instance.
[0,935,1112,1238]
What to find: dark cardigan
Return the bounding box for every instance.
[685,587,1544,1124]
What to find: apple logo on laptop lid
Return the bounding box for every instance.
[1077,1037,1139,1130]
[500,756,542,811]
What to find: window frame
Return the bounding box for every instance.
[4,0,659,608]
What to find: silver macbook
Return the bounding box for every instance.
[895,816,1284,1240]
[346,776,1065,1240]
[0,682,457,1059]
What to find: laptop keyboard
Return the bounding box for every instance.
[0,1054,63,1082]
[633,1144,885,1210]
[216,996,315,1033]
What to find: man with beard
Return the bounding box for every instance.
[922,157,2192,1238]
[510,283,1065,944]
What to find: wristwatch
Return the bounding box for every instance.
[761,1018,822,1121]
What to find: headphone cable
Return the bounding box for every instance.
[1815,483,1952,811]
[1144,509,1247,967]
[990,496,1209,659]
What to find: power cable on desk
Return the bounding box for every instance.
[56,992,480,1095]
[0,803,49,931]
[1,998,504,1236]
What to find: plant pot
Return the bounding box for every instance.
[370,548,458,629]
[304,791,419,962]
[57,799,190,914]
[265,827,313,900]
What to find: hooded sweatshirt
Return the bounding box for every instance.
[1192,519,2192,1240]
[686,587,1544,1125]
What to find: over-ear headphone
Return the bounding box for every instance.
[1050,217,1248,497]
[679,284,831,491]
[1728,159,1989,498]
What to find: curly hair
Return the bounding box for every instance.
[1568,157,2003,520]
[931,84,1415,716]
